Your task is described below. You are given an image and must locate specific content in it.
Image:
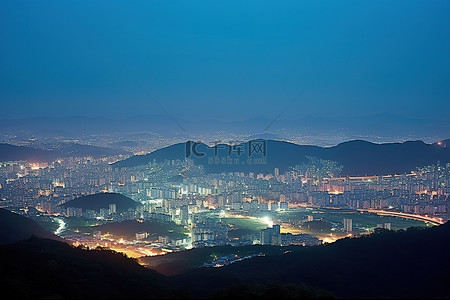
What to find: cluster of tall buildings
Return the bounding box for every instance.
[4,156,448,222]
[1,153,449,250]
[260,225,281,245]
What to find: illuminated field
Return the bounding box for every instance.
[221,217,267,231]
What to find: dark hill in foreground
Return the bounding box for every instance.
[140,244,304,276]
[0,208,60,245]
[0,238,170,299]
[1,212,449,298]
[114,139,450,176]
[0,237,330,299]
[60,193,139,213]
[175,223,450,298]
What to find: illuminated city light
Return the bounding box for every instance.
[261,216,273,227]
[54,218,66,235]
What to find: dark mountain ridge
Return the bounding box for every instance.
[114,139,450,176]
[1,211,449,298]
[0,208,60,245]
[0,143,56,163]
[175,222,450,298]
[0,237,170,299]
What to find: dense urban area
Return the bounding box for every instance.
[1,144,447,263]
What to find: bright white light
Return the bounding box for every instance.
[54,218,66,235]
[261,216,273,227]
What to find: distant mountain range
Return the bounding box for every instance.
[60,193,139,213]
[0,208,60,245]
[114,139,450,176]
[1,113,449,142]
[0,143,131,163]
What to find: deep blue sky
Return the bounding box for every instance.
[1,0,449,121]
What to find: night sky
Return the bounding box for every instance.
[1,0,449,121]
